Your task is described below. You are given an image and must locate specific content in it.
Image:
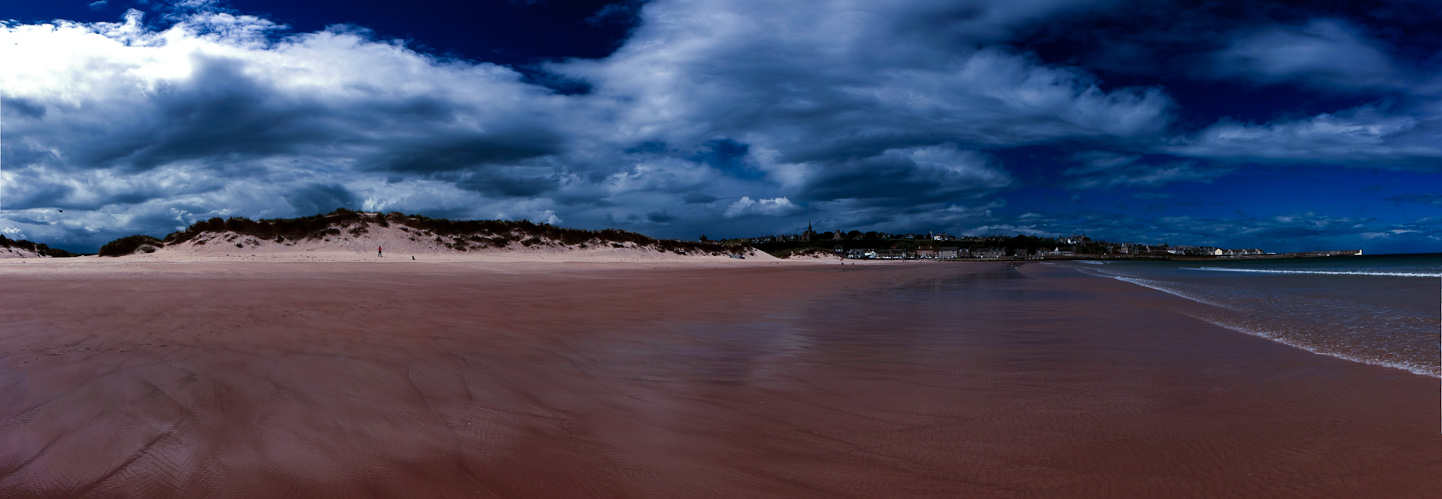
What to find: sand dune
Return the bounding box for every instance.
[0,247,46,259]
[130,226,774,264]
[93,211,808,264]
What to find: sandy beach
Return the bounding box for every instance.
[0,259,1437,497]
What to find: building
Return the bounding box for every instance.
[939,247,962,258]
[975,248,1006,259]
[915,246,938,259]
[876,248,907,259]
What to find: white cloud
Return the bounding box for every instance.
[0,2,1184,249]
[1207,19,1401,90]
[1132,16,1442,171]
[1174,17,1442,168]
[0,10,558,169]
[556,1,1173,160]
[891,145,1007,181]
[962,224,1059,237]
[723,197,800,218]
[1165,104,1442,165]
[0,9,575,246]
[1064,151,1227,188]
[534,209,562,226]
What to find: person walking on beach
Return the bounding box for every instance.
[378,246,383,257]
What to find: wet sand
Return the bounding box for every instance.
[0,261,1438,497]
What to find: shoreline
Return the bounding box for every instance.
[0,261,1436,497]
[0,252,874,276]
[3,248,1416,267]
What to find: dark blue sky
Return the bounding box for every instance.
[2,0,1439,253]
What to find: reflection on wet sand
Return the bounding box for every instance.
[0,262,1438,497]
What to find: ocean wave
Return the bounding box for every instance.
[1094,269,1441,378]
[1104,275,1237,309]
[1194,317,1440,378]
[1182,267,1441,278]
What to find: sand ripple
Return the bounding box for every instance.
[0,262,1437,497]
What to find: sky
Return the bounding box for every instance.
[1,0,1440,254]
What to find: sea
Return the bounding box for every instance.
[1064,253,1442,377]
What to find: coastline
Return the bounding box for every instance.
[0,260,1436,497]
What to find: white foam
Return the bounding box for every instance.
[1093,269,1441,378]
[1182,267,1441,278]
[1106,275,1237,310]
[1194,316,1439,378]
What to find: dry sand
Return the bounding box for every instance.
[130,220,790,264]
[0,247,46,259]
[0,258,1437,497]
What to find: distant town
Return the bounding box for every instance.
[2,211,1365,261]
[714,223,1362,260]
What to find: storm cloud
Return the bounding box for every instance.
[1,0,1438,252]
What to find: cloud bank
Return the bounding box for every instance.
[1,1,1175,249]
[1,0,1437,252]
